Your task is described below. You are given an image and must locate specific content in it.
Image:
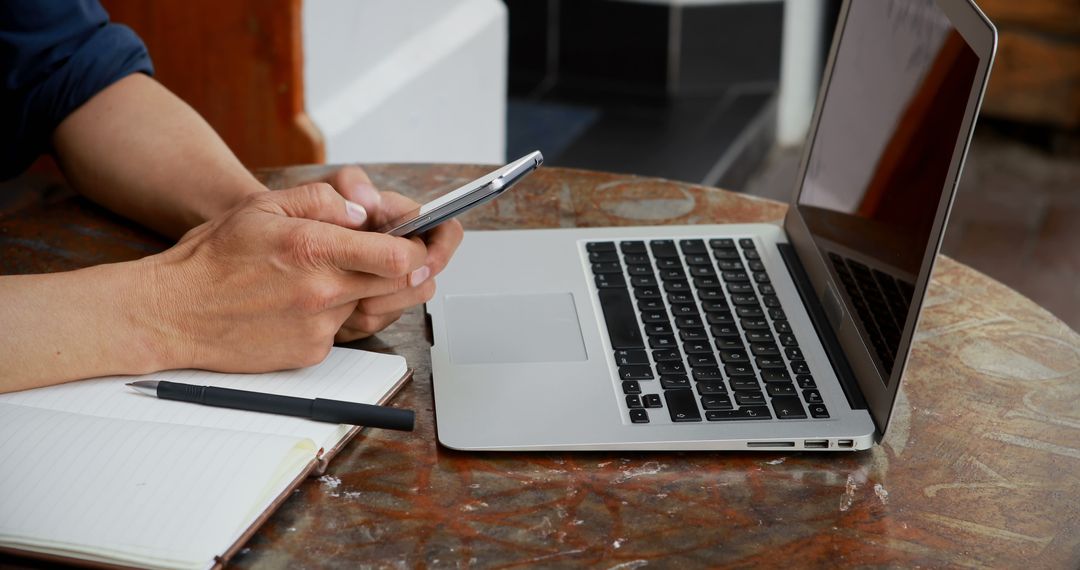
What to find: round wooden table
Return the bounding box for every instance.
[2,164,1077,568]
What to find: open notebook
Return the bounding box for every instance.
[0,347,411,570]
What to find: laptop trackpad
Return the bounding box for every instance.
[446,293,588,364]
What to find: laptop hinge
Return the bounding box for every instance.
[777,243,867,411]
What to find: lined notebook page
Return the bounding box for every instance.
[0,347,406,448]
[0,402,315,570]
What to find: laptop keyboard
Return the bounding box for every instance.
[588,238,830,425]
[827,252,914,376]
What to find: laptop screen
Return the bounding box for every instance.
[796,0,981,387]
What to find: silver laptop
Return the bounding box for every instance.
[426,0,997,451]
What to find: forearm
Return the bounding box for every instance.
[0,260,167,393]
[51,73,266,239]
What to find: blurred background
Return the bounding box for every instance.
[63,0,1080,329]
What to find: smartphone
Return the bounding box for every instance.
[379,151,543,237]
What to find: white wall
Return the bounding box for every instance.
[302,0,507,164]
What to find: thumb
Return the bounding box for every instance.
[262,183,368,229]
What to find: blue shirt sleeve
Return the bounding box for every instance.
[0,0,153,180]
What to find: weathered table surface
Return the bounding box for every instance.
[2,164,1077,569]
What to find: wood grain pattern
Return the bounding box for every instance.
[100,0,324,169]
[1,164,1077,568]
[983,29,1080,129]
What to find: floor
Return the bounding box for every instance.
[742,123,1080,332]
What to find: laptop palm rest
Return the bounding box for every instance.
[445,293,588,364]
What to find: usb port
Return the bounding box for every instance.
[837,439,854,448]
[804,439,828,449]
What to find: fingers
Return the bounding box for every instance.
[421,219,464,275]
[258,183,369,229]
[307,224,428,279]
[325,166,383,224]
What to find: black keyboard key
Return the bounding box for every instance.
[710,238,735,249]
[739,238,755,249]
[705,311,734,324]
[656,258,682,270]
[701,394,733,410]
[668,292,694,304]
[688,354,718,368]
[641,311,669,324]
[762,369,791,383]
[711,323,739,337]
[587,242,616,253]
[779,333,798,347]
[598,289,643,348]
[675,315,703,328]
[689,265,717,277]
[754,272,771,284]
[664,280,691,293]
[768,308,786,320]
[722,271,749,282]
[643,394,663,408]
[725,363,755,377]
[664,390,702,422]
[785,347,804,360]
[731,377,761,392]
[759,283,776,295]
[684,255,712,266]
[697,289,725,301]
[626,395,643,408]
[635,287,663,300]
[623,254,650,265]
[771,396,807,419]
[714,337,744,350]
[731,294,759,306]
[650,240,678,258]
[743,249,760,260]
[714,248,741,260]
[727,282,754,294]
[679,239,707,254]
[589,251,618,263]
[756,356,786,369]
[683,341,713,354]
[659,269,687,281]
[694,276,722,289]
[808,403,830,418]
[750,343,780,357]
[736,306,765,319]
[649,335,678,349]
[620,241,647,254]
[719,349,749,363]
[632,275,659,288]
[595,274,627,289]
[748,260,766,272]
[638,299,664,311]
[614,349,648,366]
[696,381,727,395]
[762,295,781,308]
[766,383,797,397]
[679,328,709,342]
[692,367,723,381]
[619,365,654,380]
[629,408,650,423]
[735,392,766,406]
[627,264,653,277]
[796,375,816,389]
[653,349,682,362]
[774,320,792,334]
[645,323,672,336]
[670,303,699,317]
[706,407,771,421]
[660,375,691,389]
[741,318,770,331]
[791,360,811,375]
[656,362,686,375]
[803,389,823,404]
[746,331,774,344]
[622,381,642,395]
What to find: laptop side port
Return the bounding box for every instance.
[837,439,854,448]
[804,439,829,449]
[747,441,796,448]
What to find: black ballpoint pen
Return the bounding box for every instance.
[126,380,414,431]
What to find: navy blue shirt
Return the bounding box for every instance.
[1,0,153,179]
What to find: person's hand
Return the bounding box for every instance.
[142,184,430,372]
[319,166,464,341]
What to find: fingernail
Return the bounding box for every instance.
[353,183,382,208]
[409,265,431,287]
[345,200,367,225]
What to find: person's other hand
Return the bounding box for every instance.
[144,184,429,372]
[320,166,464,342]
